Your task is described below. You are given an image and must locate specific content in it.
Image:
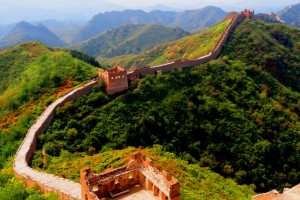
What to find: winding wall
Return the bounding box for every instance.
[13,80,98,200]
[13,12,245,200]
[127,12,245,80]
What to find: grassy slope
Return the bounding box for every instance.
[0,42,98,124]
[222,19,300,91]
[0,42,98,199]
[71,24,190,58]
[97,19,231,69]
[31,146,254,200]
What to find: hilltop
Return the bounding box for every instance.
[0,22,66,49]
[72,6,227,43]
[98,19,231,69]
[71,24,190,58]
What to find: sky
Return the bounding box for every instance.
[0,0,299,24]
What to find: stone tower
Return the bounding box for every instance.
[243,9,254,19]
[99,66,128,94]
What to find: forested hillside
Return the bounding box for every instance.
[0,42,98,199]
[71,24,190,58]
[222,19,300,92]
[34,58,300,193]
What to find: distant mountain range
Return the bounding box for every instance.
[277,3,300,27]
[0,22,66,49]
[70,24,190,58]
[72,6,227,43]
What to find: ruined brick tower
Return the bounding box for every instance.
[80,152,180,200]
[99,66,128,94]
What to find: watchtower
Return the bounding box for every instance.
[99,66,128,94]
[243,9,254,19]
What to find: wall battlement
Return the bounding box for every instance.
[99,11,249,94]
[80,152,180,200]
[99,66,128,94]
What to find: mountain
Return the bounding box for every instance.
[72,6,227,43]
[0,21,67,49]
[277,3,300,27]
[71,24,190,58]
[97,19,231,69]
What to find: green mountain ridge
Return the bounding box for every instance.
[0,22,67,49]
[70,24,190,59]
[72,6,227,43]
[97,19,231,69]
[222,19,300,92]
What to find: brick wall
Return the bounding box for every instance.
[127,12,245,80]
[14,80,99,200]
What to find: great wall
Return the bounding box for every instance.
[12,9,282,200]
[98,10,249,94]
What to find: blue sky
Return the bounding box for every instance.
[0,0,299,24]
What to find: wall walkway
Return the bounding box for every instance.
[127,13,245,80]
[14,12,245,200]
[14,80,98,200]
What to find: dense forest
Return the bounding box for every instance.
[35,58,300,193]
[222,19,300,91]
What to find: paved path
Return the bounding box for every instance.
[14,80,98,200]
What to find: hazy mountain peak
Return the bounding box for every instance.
[0,21,67,49]
[72,7,227,43]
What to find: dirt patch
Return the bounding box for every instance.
[55,79,74,97]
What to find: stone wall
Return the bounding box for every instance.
[14,80,99,200]
[127,12,245,80]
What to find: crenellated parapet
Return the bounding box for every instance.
[99,66,128,94]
